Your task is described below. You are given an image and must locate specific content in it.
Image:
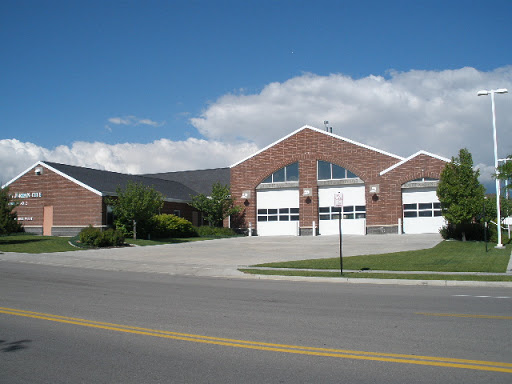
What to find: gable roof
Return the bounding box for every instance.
[230,125,404,168]
[142,167,230,195]
[4,161,199,202]
[379,150,450,176]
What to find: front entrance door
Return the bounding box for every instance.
[43,206,53,236]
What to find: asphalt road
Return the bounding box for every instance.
[1,261,511,383]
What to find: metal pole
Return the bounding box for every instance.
[491,92,504,248]
[339,211,343,276]
[483,199,487,252]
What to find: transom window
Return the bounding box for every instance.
[319,205,366,220]
[318,161,357,180]
[258,208,299,222]
[262,162,299,183]
[403,202,442,218]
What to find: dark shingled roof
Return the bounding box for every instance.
[142,167,231,196]
[43,162,199,202]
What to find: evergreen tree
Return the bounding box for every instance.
[437,148,485,241]
[0,187,23,235]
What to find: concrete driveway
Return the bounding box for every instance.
[1,234,442,277]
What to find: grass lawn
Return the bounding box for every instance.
[0,233,78,253]
[252,241,511,273]
[0,233,220,253]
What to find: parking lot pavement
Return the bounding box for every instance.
[0,234,442,277]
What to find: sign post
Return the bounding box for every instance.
[334,192,343,276]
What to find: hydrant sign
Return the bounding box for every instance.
[334,192,343,208]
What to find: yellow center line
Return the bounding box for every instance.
[416,312,512,320]
[1,306,511,373]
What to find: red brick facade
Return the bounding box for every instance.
[7,164,197,236]
[230,126,448,234]
[8,165,104,236]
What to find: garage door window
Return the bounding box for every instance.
[258,208,299,221]
[403,202,442,218]
[319,205,366,220]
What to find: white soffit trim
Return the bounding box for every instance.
[380,150,450,176]
[3,160,105,196]
[40,162,103,196]
[230,125,404,168]
[2,161,43,189]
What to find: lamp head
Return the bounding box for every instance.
[477,90,489,96]
[495,88,508,94]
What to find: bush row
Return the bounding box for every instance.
[78,214,239,247]
[440,223,509,244]
[79,226,125,247]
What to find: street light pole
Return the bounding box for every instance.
[478,88,508,249]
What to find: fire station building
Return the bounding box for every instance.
[3,125,449,236]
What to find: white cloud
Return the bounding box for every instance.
[190,66,512,184]
[107,115,164,128]
[0,138,258,186]
[2,67,511,192]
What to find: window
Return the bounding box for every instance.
[173,210,181,217]
[258,208,299,222]
[317,161,358,180]
[318,205,366,220]
[262,162,299,184]
[403,202,441,218]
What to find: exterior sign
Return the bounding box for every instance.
[334,192,343,207]
[13,192,42,198]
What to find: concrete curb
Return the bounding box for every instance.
[236,273,512,287]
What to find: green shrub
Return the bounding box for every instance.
[440,223,510,244]
[79,225,102,245]
[98,228,125,247]
[195,226,237,238]
[78,226,125,247]
[150,214,198,239]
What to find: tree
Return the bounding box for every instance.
[108,181,163,239]
[437,148,485,241]
[496,154,512,195]
[189,183,241,227]
[0,187,23,235]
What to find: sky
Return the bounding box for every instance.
[1,0,511,191]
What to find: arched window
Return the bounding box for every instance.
[317,161,357,180]
[262,162,299,183]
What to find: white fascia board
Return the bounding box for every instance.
[230,125,404,168]
[2,161,43,189]
[380,150,450,176]
[40,161,103,196]
[3,160,102,196]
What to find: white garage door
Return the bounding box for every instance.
[257,189,299,236]
[318,185,366,235]
[402,187,445,234]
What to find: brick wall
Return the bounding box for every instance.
[231,128,447,234]
[8,165,104,235]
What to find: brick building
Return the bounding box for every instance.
[230,126,449,236]
[3,161,228,236]
[3,125,448,237]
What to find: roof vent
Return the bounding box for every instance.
[35,167,43,175]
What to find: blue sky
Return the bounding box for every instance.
[1,0,511,189]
